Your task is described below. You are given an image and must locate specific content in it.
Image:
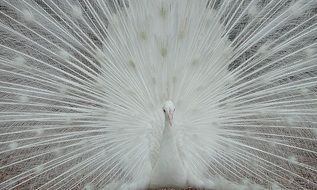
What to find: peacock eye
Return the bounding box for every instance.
[163,109,166,113]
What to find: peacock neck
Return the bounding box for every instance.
[160,119,178,156]
[149,116,187,188]
[162,118,174,142]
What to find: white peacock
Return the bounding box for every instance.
[0,0,316,190]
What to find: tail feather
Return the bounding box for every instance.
[0,0,316,189]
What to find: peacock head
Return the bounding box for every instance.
[162,100,175,127]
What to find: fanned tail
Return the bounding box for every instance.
[0,0,316,189]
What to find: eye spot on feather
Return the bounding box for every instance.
[160,47,167,57]
[160,6,167,19]
[22,9,34,22]
[258,42,270,54]
[9,142,18,150]
[247,5,258,17]
[300,88,310,97]
[111,15,120,27]
[33,165,44,174]
[259,75,271,84]
[95,49,105,60]
[225,74,236,85]
[191,58,199,66]
[271,182,282,190]
[288,155,298,163]
[140,31,147,40]
[172,76,177,84]
[84,183,94,190]
[312,128,317,136]
[178,30,185,40]
[128,60,136,69]
[19,95,29,103]
[59,85,68,94]
[269,139,277,147]
[65,117,73,125]
[196,85,205,91]
[288,1,305,17]
[211,121,219,127]
[35,128,44,135]
[304,48,315,58]
[59,50,71,61]
[12,56,26,66]
[151,77,156,85]
[53,148,62,156]
[242,178,250,185]
[127,89,136,97]
[72,6,83,18]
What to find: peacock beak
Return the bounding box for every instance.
[168,111,173,126]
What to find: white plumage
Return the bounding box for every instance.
[0,0,317,189]
[149,101,187,188]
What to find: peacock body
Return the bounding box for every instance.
[0,0,317,189]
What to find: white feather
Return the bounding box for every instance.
[0,0,316,189]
